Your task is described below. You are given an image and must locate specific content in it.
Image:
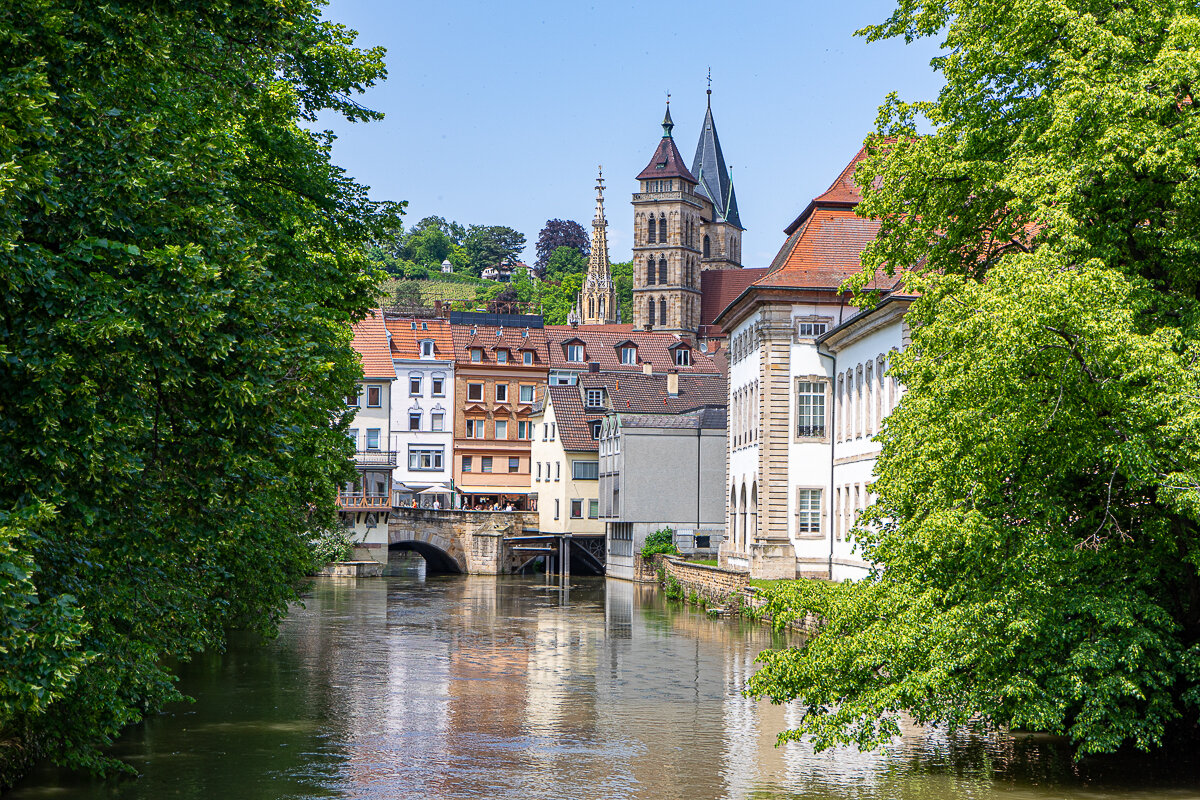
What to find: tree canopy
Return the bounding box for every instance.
[750,0,1200,757]
[0,0,395,777]
[464,225,526,277]
[535,219,589,273]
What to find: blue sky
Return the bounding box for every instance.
[315,0,944,269]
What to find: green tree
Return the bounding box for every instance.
[544,246,588,281]
[749,0,1200,757]
[0,0,395,776]
[611,260,633,324]
[463,225,526,276]
[540,274,584,324]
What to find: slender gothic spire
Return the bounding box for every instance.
[584,166,612,290]
[691,79,742,229]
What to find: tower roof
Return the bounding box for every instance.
[636,100,698,184]
[690,90,742,229]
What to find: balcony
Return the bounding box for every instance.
[338,491,392,511]
[354,449,398,468]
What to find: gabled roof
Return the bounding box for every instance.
[450,323,549,366]
[543,325,722,373]
[691,98,742,228]
[699,268,768,336]
[619,406,727,431]
[351,310,395,380]
[548,372,728,451]
[755,208,888,290]
[384,316,453,361]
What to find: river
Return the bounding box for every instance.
[9,555,1200,799]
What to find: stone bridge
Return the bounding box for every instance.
[387,508,541,574]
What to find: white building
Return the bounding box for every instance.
[714,146,910,580]
[384,315,455,508]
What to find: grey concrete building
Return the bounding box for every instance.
[599,403,727,581]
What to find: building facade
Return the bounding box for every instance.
[384,315,455,508]
[529,383,605,537]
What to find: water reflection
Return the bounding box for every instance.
[10,557,1200,799]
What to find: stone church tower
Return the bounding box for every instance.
[632,93,743,336]
[578,168,618,325]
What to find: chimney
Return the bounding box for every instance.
[642,362,652,376]
[434,299,442,314]
[667,369,679,397]
[588,361,600,373]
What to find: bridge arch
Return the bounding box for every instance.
[388,526,467,574]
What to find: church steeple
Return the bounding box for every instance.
[691,79,742,229]
[578,167,617,325]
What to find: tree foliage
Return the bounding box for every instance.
[543,245,588,280]
[750,0,1200,757]
[0,0,396,775]
[535,219,589,273]
[463,225,526,277]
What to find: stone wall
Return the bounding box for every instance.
[661,556,750,603]
[388,508,540,574]
[632,553,661,584]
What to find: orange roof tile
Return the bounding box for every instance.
[543,326,721,374]
[350,310,395,380]
[450,323,550,366]
[384,316,453,361]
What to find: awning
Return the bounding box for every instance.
[418,484,452,495]
[456,487,531,495]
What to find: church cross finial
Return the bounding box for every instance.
[707,67,712,105]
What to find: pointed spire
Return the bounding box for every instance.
[662,93,674,138]
[690,79,742,229]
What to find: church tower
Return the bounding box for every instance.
[631,101,703,335]
[578,167,618,325]
[691,83,743,270]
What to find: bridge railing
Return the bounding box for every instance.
[338,492,392,510]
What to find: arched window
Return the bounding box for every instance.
[750,482,758,545]
[729,486,738,550]
[647,256,656,285]
[659,297,667,326]
[599,297,605,318]
[646,296,655,326]
[739,483,748,551]
[703,235,710,258]
[659,214,667,243]
[588,297,595,319]
[658,257,667,284]
[647,216,656,244]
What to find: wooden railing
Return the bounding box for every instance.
[338,492,392,510]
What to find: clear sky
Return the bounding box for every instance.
[315,0,944,269]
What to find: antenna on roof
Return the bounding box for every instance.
[707,67,712,106]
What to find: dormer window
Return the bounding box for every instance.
[522,350,534,365]
[421,322,428,330]
[496,349,509,364]
[619,345,636,365]
[470,348,482,363]
[566,344,584,362]
[410,321,417,330]
[590,421,602,439]
[420,339,434,357]
[585,388,605,408]
[675,348,691,367]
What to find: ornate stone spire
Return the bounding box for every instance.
[579,166,617,325]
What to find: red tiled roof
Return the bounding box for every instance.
[636,136,698,183]
[384,316,453,361]
[543,325,721,374]
[450,323,549,366]
[549,372,727,451]
[812,144,869,207]
[755,208,886,289]
[350,310,395,380]
[699,268,768,336]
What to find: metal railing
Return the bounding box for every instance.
[354,449,398,468]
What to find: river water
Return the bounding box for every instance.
[10,555,1200,799]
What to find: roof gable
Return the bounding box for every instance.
[351,310,395,380]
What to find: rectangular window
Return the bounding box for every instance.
[518,421,531,439]
[555,462,560,481]
[674,349,691,367]
[508,457,520,473]
[409,411,421,431]
[572,461,599,480]
[554,499,560,520]
[495,383,508,403]
[796,321,828,338]
[585,388,604,408]
[421,340,434,357]
[409,376,422,395]
[619,346,636,365]
[471,348,482,363]
[570,499,583,518]
[590,421,601,439]
[796,381,827,438]
[467,383,483,402]
[481,456,493,473]
[366,428,380,450]
[496,350,508,364]
[366,386,382,407]
[523,350,534,365]
[466,419,485,438]
[796,489,822,535]
[462,456,472,472]
[347,428,358,446]
[567,344,584,362]
[494,420,508,440]
[346,391,360,407]
[588,499,599,518]
[542,424,548,441]
[432,376,445,396]
[536,462,542,481]
[550,423,556,440]
[431,412,444,432]
[408,446,444,471]
[519,384,535,403]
